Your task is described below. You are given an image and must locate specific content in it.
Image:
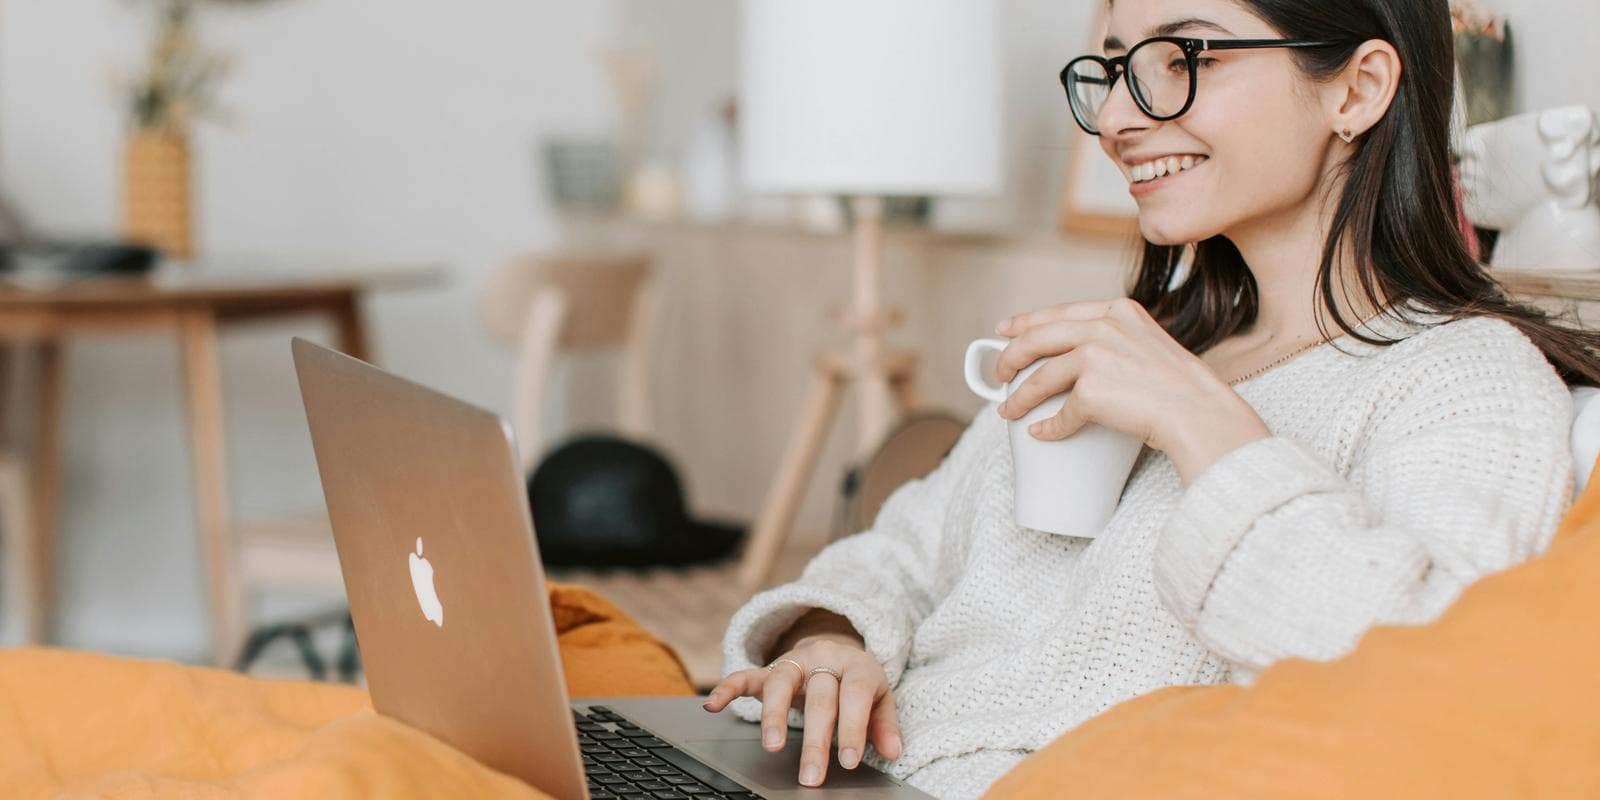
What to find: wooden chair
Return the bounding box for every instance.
[479,251,656,471]
[477,251,965,687]
[484,250,768,685]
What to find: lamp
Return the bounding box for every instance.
[736,0,1002,587]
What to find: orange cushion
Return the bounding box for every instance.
[0,581,693,799]
[986,465,1600,799]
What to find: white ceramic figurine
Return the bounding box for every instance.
[1458,104,1600,271]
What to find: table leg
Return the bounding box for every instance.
[331,292,373,362]
[179,309,241,666]
[25,340,63,644]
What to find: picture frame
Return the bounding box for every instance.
[1058,5,1142,239]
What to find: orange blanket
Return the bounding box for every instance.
[0,583,695,800]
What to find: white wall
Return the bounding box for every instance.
[0,0,619,658]
[1491,0,1600,114]
[3,0,1597,662]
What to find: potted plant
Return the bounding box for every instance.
[119,0,264,260]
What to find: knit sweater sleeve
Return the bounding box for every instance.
[1152,321,1575,674]
[720,406,997,703]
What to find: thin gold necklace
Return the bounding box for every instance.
[1224,311,1385,387]
[1225,338,1326,386]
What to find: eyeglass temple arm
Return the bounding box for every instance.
[1196,38,1342,52]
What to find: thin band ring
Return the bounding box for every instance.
[766,658,806,679]
[807,666,843,682]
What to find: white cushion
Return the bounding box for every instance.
[1571,385,1600,494]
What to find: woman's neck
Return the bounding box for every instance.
[1225,192,1387,344]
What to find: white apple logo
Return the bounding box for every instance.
[408,536,444,627]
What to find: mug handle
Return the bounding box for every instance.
[964,338,1009,403]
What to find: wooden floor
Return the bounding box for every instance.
[549,543,819,690]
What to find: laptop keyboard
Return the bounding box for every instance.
[575,705,762,800]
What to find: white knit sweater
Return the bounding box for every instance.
[720,308,1576,799]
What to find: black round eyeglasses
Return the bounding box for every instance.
[1061,37,1344,136]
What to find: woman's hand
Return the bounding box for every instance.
[701,635,903,788]
[993,297,1271,485]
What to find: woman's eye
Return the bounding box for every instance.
[1195,57,1219,69]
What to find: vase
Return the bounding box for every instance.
[123,128,195,259]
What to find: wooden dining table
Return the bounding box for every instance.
[0,263,443,663]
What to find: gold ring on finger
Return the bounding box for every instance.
[766,658,806,679]
[806,666,842,682]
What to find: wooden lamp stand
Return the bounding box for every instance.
[735,196,924,589]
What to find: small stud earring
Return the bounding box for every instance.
[1338,128,1355,143]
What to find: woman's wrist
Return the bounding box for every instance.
[1162,389,1273,487]
[768,608,864,661]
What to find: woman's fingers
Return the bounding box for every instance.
[867,689,904,761]
[996,298,1129,337]
[702,668,763,712]
[760,662,803,751]
[1032,391,1092,440]
[707,646,902,788]
[833,671,878,769]
[799,672,841,786]
[995,320,1096,384]
[1000,348,1082,422]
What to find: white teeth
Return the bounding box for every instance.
[1129,155,1206,184]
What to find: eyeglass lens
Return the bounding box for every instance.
[1068,39,1192,133]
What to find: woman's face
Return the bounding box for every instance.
[1098,0,1337,246]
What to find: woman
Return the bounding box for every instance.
[704,0,1600,796]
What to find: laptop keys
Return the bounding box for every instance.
[651,748,753,795]
[577,706,760,799]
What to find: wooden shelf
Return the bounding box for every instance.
[1494,269,1600,302]
[558,211,1012,248]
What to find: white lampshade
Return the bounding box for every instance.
[739,0,1002,197]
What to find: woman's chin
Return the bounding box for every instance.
[1135,220,1187,246]
[1136,216,1217,247]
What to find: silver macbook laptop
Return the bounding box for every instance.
[291,338,931,800]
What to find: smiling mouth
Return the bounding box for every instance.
[1127,155,1208,185]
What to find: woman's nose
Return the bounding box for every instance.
[1095,72,1152,138]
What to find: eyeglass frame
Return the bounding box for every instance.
[1060,36,1345,136]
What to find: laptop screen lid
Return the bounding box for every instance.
[291,337,587,800]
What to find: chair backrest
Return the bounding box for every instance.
[833,411,968,541]
[480,251,657,471]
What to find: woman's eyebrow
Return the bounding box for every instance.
[1149,16,1235,37]
[1103,17,1236,51]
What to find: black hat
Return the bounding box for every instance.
[527,434,744,569]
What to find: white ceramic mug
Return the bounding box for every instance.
[964,338,1144,537]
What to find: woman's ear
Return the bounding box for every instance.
[1329,39,1402,140]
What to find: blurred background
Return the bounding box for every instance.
[0,0,1595,685]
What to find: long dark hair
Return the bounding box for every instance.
[1127,0,1600,386]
